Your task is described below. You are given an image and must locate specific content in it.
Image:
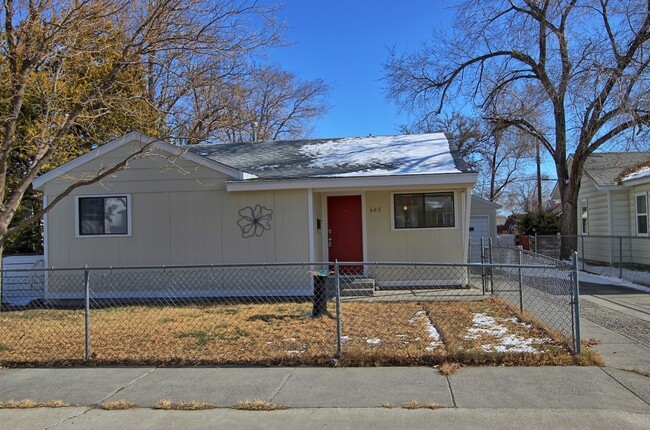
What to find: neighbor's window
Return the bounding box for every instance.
[636,193,648,236]
[580,199,588,235]
[394,192,455,229]
[78,196,129,236]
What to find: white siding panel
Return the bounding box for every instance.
[577,176,611,263]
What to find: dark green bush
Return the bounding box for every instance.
[516,211,561,235]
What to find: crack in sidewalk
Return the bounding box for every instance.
[43,367,158,430]
[600,367,650,407]
[95,367,158,405]
[444,375,457,408]
[269,369,295,403]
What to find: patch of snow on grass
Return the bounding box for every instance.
[466,313,548,353]
[411,310,443,351]
[366,338,381,345]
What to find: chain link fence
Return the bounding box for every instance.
[0,259,581,366]
[527,234,650,285]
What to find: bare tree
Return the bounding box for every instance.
[0,0,282,258]
[177,64,329,144]
[385,0,650,258]
[400,112,484,166]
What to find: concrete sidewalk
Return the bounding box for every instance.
[1,359,649,429]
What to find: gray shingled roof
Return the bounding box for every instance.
[584,152,650,186]
[186,134,474,180]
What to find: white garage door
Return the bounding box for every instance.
[469,216,490,262]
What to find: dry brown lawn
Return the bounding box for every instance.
[0,297,595,367]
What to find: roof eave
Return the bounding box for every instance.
[225,172,478,192]
[33,132,252,191]
[620,175,650,187]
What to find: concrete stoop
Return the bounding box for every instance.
[326,277,376,297]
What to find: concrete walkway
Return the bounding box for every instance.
[1,282,649,429]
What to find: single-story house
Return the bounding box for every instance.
[33,131,478,299]
[552,152,650,265]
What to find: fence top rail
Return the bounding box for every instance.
[1,261,573,273]
[532,234,650,240]
[489,245,571,265]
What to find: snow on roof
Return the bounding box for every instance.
[299,134,461,177]
[620,165,650,182]
[188,133,472,180]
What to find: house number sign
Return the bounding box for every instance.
[369,207,382,213]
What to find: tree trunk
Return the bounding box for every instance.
[558,153,584,260]
[560,197,578,260]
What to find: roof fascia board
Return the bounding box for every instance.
[33,131,152,190]
[151,141,253,180]
[471,195,502,208]
[620,175,650,187]
[226,173,478,192]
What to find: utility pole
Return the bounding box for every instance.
[536,139,542,212]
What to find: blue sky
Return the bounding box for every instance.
[267,1,456,139]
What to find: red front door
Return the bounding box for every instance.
[327,195,363,274]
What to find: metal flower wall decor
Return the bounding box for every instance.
[237,205,273,238]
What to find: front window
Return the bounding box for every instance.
[636,193,648,236]
[78,196,129,236]
[580,199,588,234]
[394,192,455,229]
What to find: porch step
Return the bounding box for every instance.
[340,278,375,297]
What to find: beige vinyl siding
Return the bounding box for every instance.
[363,188,469,285]
[577,175,612,263]
[364,189,465,262]
[43,140,313,297]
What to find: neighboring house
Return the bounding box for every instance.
[469,196,501,243]
[468,196,501,263]
[33,131,478,299]
[552,152,650,264]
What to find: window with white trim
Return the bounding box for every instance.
[77,196,130,236]
[580,199,588,234]
[394,192,455,229]
[635,193,648,236]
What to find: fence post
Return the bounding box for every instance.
[534,232,538,253]
[480,236,485,295]
[619,236,623,279]
[467,237,472,284]
[580,235,585,270]
[517,246,523,313]
[335,260,342,356]
[572,252,582,354]
[84,266,91,363]
[488,237,494,294]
